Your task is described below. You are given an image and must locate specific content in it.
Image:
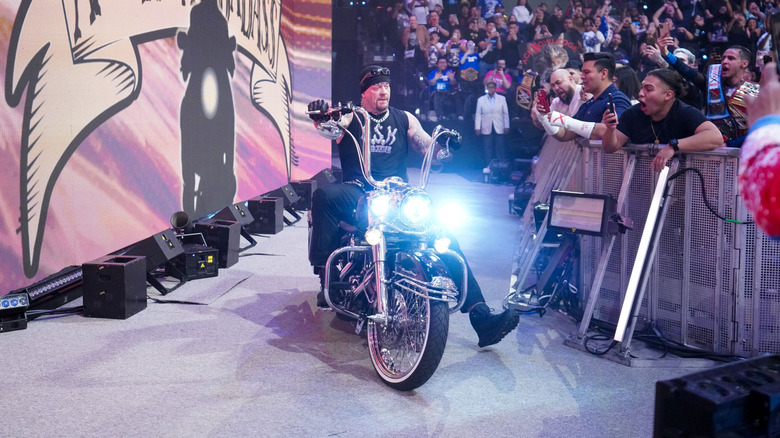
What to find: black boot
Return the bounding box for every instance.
[469,303,519,348]
[316,289,329,309]
[314,266,329,309]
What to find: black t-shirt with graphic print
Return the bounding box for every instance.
[339,106,410,186]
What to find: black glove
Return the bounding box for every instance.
[447,133,462,151]
[308,99,330,122]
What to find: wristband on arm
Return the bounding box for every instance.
[663,52,678,65]
[533,107,561,135]
[549,111,595,139]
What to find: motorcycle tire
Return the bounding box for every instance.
[367,286,449,391]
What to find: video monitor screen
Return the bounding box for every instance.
[548,191,612,235]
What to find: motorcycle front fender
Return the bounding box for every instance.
[394,250,468,313]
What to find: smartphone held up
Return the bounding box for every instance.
[538,89,551,113]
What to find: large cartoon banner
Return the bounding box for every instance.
[1,0,332,290]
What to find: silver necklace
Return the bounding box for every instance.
[369,111,389,125]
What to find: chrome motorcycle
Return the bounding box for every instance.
[310,103,467,390]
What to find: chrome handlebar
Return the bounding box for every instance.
[310,102,460,190]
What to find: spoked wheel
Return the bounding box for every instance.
[367,282,449,391]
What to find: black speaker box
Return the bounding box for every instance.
[245,196,284,234]
[510,158,533,184]
[487,159,511,184]
[654,355,780,437]
[172,244,219,280]
[194,219,241,268]
[213,202,254,226]
[290,180,318,211]
[82,255,147,319]
[124,229,184,272]
[264,184,301,208]
[512,181,535,216]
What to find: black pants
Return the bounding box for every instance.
[309,183,487,313]
[481,129,506,166]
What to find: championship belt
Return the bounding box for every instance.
[727,80,759,137]
[706,64,735,141]
[460,67,478,82]
[516,71,538,110]
[706,65,728,119]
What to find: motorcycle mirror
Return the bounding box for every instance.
[436,148,453,164]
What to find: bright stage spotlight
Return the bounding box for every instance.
[437,202,465,229]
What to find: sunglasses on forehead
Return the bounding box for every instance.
[361,67,391,82]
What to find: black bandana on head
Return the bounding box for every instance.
[360,65,391,93]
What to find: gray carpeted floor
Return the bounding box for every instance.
[1,171,710,437]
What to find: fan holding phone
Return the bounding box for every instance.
[534,53,631,142]
[601,69,724,172]
[531,69,586,133]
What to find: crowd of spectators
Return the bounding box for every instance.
[371,0,777,126]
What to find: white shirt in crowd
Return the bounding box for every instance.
[511,5,532,23]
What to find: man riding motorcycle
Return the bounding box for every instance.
[307,65,519,348]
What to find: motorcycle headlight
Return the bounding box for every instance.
[368,193,392,218]
[434,236,451,253]
[400,191,432,226]
[365,228,383,246]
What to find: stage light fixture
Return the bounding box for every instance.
[170,211,193,234]
[0,292,29,332]
[614,166,670,343]
[212,203,258,250]
[122,229,187,296]
[10,265,83,318]
[264,184,303,226]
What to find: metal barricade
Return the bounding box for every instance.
[576,141,780,358]
[508,137,581,297]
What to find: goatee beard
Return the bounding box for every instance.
[560,90,574,104]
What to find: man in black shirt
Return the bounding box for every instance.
[602,33,629,62]
[464,18,482,46]
[501,21,526,77]
[307,65,520,348]
[602,69,723,171]
[558,17,583,51]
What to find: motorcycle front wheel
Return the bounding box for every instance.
[367,275,449,391]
